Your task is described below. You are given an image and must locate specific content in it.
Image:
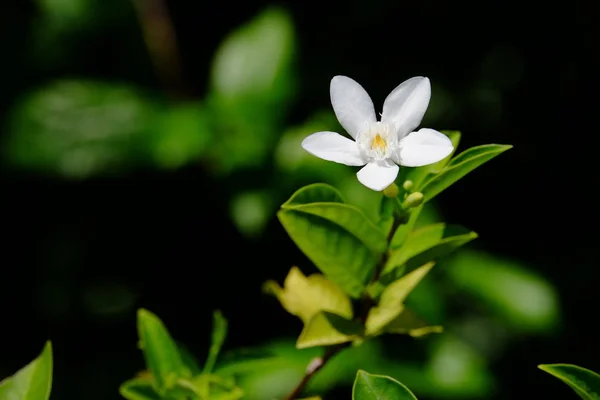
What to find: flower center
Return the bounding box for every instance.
[356,121,397,161]
[371,134,387,152]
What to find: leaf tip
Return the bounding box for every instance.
[355,369,368,378]
[137,308,150,318]
[213,309,225,320]
[261,279,280,295]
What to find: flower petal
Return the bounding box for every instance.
[395,128,454,167]
[302,131,367,166]
[356,160,399,191]
[330,76,377,139]
[381,77,431,138]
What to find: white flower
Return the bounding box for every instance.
[301,76,454,191]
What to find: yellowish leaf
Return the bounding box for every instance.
[263,266,353,323]
[385,308,443,337]
[365,305,404,336]
[296,312,362,349]
[380,262,435,307]
[365,262,437,336]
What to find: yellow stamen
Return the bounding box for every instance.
[371,134,387,151]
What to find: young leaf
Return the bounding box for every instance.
[384,224,477,276]
[384,308,443,337]
[446,250,559,332]
[420,144,512,202]
[352,370,418,400]
[0,341,53,400]
[263,266,353,323]
[364,305,406,337]
[365,263,434,335]
[203,310,228,374]
[297,312,362,349]
[538,364,600,399]
[137,309,186,392]
[119,378,161,400]
[278,185,387,298]
[380,262,435,306]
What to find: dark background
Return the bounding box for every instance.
[1,0,598,399]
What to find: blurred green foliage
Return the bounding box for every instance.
[0,4,560,400]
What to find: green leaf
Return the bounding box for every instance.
[263,266,353,323]
[352,370,418,400]
[282,198,387,256]
[119,377,161,400]
[0,341,53,400]
[365,263,435,335]
[206,7,296,174]
[203,310,228,374]
[426,335,494,396]
[538,364,600,400]
[384,223,477,276]
[137,309,186,392]
[446,250,559,332]
[296,312,362,349]
[210,7,295,105]
[278,184,387,298]
[147,102,212,170]
[420,144,512,202]
[4,80,157,179]
[282,183,344,206]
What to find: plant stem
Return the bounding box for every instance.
[131,0,188,100]
[283,344,346,400]
[283,209,407,399]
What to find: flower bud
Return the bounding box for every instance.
[402,180,414,191]
[403,192,424,208]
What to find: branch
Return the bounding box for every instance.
[283,344,346,400]
[131,0,188,100]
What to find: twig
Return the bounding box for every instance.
[131,0,188,100]
[283,344,346,400]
